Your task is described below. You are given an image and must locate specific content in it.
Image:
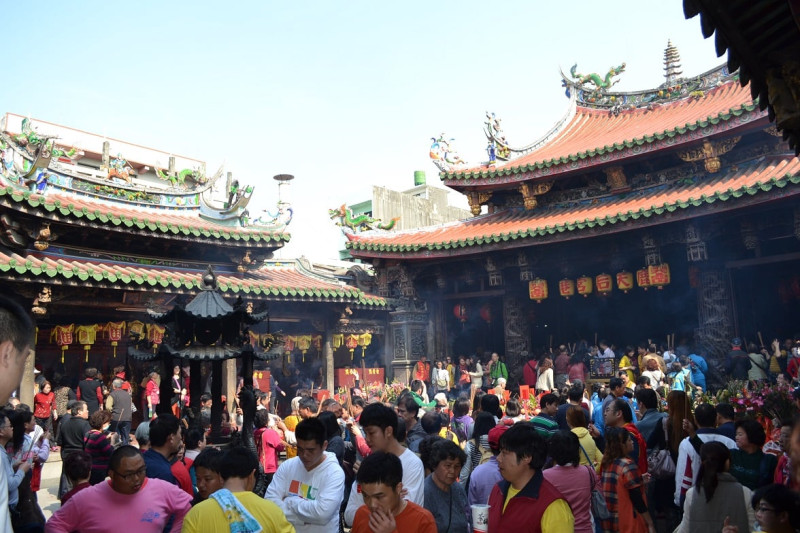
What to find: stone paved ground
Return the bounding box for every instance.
[38,456,61,520]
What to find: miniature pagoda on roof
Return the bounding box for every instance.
[0,113,386,411]
[344,43,800,379]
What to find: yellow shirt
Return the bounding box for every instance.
[182,491,295,533]
[619,355,635,383]
[503,489,574,532]
[283,414,301,459]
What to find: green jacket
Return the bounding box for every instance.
[410,391,437,410]
[490,361,508,384]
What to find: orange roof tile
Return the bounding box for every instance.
[0,252,385,306]
[0,184,288,245]
[349,156,800,258]
[443,81,766,187]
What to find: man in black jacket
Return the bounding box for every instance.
[57,400,90,498]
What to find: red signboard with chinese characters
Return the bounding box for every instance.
[335,367,385,388]
[528,279,548,302]
[648,263,671,289]
[577,276,593,297]
[616,271,634,293]
[636,268,651,290]
[596,273,613,294]
[559,279,575,298]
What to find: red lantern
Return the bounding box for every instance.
[105,321,126,358]
[648,263,671,290]
[616,271,633,293]
[346,334,359,361]
[453,304,468,323]
[528,279,548,303]
[596,273,613,295]
[479,304,492,324]
[559,279,575,299]
[636,268,651,290]
[576,276,593,297]
[51,324,74,363]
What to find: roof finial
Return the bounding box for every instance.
[663,39,683,86]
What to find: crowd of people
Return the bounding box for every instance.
[1,289,800,532]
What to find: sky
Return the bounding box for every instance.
[1,2,723,261]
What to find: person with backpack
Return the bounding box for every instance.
[450,398,473,445]
[458,412,495,491]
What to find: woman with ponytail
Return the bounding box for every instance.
[675,441,754,532]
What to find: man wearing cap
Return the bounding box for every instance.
[726,338,750,380]
[468,424,506,506]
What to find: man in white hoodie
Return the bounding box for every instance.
[266,417,345,532]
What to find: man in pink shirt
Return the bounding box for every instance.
[46,445,192,533]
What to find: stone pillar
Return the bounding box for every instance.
[168,156,176,175]
[20,350,35,407]
[502,295,530,370]
[222,358,237,416]
[388,310,428,383]
[695,268,735,361]
[323,333,334,393]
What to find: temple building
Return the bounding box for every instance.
[0,113,385,410]
[343,49,800,380]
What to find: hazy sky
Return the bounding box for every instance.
[1,2,721,261]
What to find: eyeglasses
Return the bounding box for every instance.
[112,466,147,482]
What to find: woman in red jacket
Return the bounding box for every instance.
[34,381,57,434]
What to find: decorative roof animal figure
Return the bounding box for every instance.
[570,62,626,92]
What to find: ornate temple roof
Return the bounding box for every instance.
[682,0,800,155]
[442,74,765,188]
[347,155,800,258]
[0,252,386,306]
[0,181,288,246]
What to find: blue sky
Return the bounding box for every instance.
[1,2,721,260]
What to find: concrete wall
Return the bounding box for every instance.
[371,185,470,231]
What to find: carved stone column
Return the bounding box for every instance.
[21,350,35,407]
[323,331,334,393]
[389,310,428,383]
[695,268,734,360]
[502,295,530,370]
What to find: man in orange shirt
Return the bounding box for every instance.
[413,355,431,391]
[352,451,436,533]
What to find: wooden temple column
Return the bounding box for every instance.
[210,359,223,442]
[388,310,428,383]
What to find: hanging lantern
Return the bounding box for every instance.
[358,333,372,362]
[346,334,359,360]
[528,278,548,303]
[636,268,651,290]
[297,335,312,362]
[285,335,296,363]
[648,263,671,290]
[128,320,146,341]
[105,321,126,358]
[559,279,575,299]
[479,304,492,324]
[51,324,74,363]
[147,324,166,354]
[596,273,613,295]
[333,334,344,349]
[576,276,593,297]
[76,324,102,363]
[616,271,634,293]
[453,303,468,323]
